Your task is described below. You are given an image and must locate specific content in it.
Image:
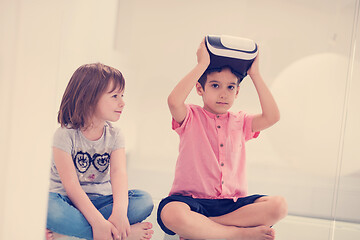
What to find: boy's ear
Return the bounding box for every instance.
[196,82,204,96]
[235,86,240,98]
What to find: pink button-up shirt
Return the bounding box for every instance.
[169,104,259,201]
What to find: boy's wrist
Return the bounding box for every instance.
[249,72,262,80]
[197,62,209,71]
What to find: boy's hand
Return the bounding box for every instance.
[247,52,261,78]
[196,38,210,67]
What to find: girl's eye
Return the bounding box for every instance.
[228,86,235,90]
[112,94,118,98]
[211,84,219,88]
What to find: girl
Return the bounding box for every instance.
[46,63,154,240]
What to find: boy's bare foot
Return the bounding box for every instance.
[230,226,275,240]
[127,222,154,240]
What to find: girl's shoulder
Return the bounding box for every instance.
[53,126,80,143]
[104,121,125,149]
[104,121,122,137]
[54,125,78,138]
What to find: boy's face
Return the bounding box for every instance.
[196,68,239,114]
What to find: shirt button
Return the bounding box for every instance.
[220,162,224,166]
[220,143,224,147]
[217,125,221,128]
[216,115,220,118]
[222,181,224,184]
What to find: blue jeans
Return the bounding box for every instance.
[46,190,154,240]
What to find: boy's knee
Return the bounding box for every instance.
[270,196,288,220]
[160,202,190,229]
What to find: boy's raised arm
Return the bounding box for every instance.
[249,54,280,132]
[167,39,210,124]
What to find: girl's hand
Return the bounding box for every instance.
[92,218,119,240]
[196,38,210,67]
[108,213,131,240]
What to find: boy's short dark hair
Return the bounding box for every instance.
[198,66,243,89]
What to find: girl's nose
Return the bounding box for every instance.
[118,98,125,107]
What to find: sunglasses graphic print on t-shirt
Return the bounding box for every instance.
[74,151,110,173]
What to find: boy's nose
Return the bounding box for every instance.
[219,91,227,98]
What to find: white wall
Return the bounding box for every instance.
[0,0,123,239]
[0,0,359,239]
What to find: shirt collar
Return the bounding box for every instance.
[202,107,229,120]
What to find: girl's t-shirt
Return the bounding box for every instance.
[48,122,125,196]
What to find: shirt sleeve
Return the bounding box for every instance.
[242,113,260,141]
[52,127,73,154]
[112,127,125,150]
[171,104,192,135]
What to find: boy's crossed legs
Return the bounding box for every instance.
[158,195,287,240]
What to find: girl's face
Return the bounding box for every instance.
[93,80,125,124]
[196,68,239,115]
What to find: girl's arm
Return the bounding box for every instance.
[167,39,210,124]
[53,147,119,240]
[107,148,130,239]
[248,54,280,132]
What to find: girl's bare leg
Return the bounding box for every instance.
[161,202,275,240]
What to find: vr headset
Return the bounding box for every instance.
[205,35,258,82]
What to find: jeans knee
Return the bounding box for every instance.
[136,190,154,213]
[46,193,68,227]
[128,189,154,224]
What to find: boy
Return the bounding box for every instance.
[157,39,287,240]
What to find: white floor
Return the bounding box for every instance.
[55,165,360,240]
[56,199,360,240]
[138,199,359,240]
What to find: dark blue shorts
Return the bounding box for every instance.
[157,194,265,235]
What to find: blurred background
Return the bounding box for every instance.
[0,0,359,239]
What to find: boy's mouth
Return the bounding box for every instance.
[216,102,228,105]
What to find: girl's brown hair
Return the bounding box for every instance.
[58,63,125,129]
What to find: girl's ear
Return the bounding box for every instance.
[196,82,204,96]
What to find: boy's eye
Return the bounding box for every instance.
[112,94,118,98]
[228,85,235,90]
[211,84,219,88]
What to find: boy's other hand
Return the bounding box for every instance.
[197,38,210,67]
